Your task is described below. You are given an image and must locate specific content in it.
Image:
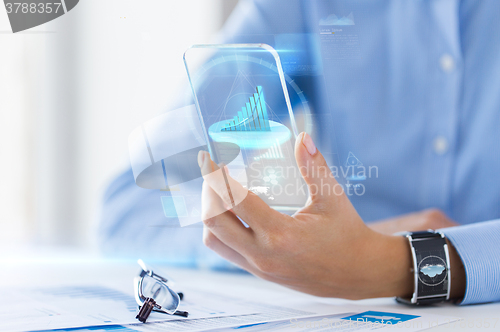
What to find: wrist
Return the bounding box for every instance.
[364,232,465,301]
[363,232,413,298]
[384,234,414,298]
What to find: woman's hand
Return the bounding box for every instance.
[197,132,414,300]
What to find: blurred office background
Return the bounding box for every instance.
[0,0,238,250]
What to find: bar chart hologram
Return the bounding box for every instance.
[254,140,285,160]
[221,86,270,132]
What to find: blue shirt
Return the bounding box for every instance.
[98,0,500,305]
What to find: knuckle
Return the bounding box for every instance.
[261,231,293,253]
[424,209,447,222]
[202,216,217,229]
[200,208,212,222]
[421,209,458,229]
[311,200,330,213]
[274,233,293,251]
[260,232,278,251]
[253,255,275,274]
[202,230,217,249]
[216,186,233,206]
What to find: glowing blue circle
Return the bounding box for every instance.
[208,120,291,149]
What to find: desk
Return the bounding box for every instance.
[1,247,499,331]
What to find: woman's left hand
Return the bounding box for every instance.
[197,132,413,300]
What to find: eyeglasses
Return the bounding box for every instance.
[134,259,188,323]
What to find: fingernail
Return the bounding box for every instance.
[301,132,317,156]
[198,150,205,168]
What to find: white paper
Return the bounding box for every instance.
[0,286,261,332]
[0,284,460,332]
[127,309,460,332]
[209,311,462,332]
[127,299,316,332]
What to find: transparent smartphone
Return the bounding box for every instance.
[183,44,307,213]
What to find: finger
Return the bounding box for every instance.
[294,132,342,204]
[203,227,283,283]
[198,150,280,230]
[202,227,255,271]
[201,180,255,254]
[198,150,247,207]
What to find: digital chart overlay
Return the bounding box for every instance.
[221,86,270,132]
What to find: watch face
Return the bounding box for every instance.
[418,255,447,286]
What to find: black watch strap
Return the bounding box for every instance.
[396,230,451,305]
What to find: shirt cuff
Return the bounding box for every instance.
[440,219,500,305]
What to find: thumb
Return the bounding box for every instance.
[295,132,341,203]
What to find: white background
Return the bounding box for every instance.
[0,0,237,249]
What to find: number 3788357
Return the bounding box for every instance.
[5,2,62,14]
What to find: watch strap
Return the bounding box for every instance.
[397,230,451,305]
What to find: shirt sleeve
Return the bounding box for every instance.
[440,219,500,305]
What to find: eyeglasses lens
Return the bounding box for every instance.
[141,274,180,314]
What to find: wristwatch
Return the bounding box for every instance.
[396,230,451,305]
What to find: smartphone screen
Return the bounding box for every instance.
[184,44,307,212]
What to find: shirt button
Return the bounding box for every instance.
[440,54,455,73]
[433,136,449,155]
